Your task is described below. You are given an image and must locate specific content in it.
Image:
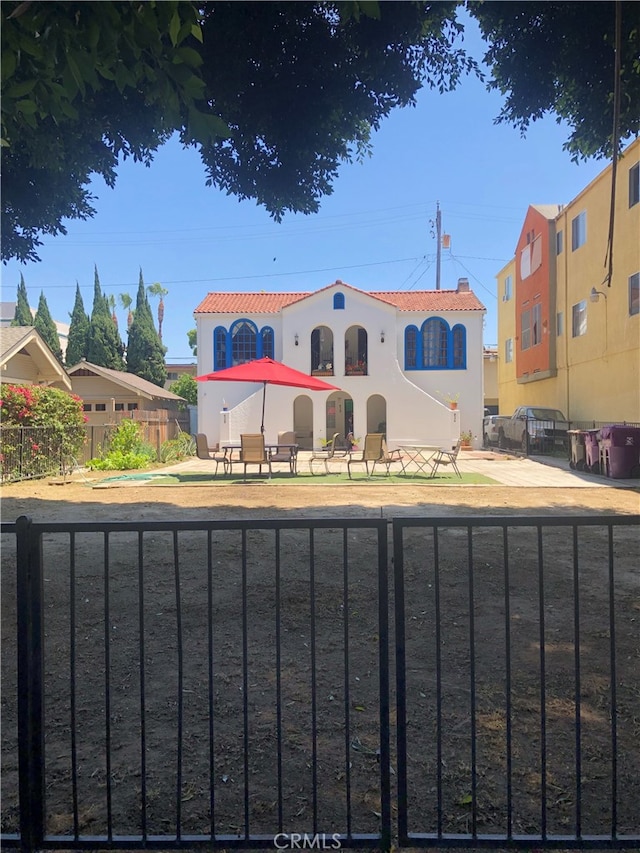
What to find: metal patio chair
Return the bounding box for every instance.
[347,433,385,479]
[269,430,299,474]
[195,433,229,476]
[309,432,349,474]
[240,433,272,478]
[430,438,463,479]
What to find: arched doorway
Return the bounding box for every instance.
[345,326,368,375]
[367,394,387,438]
[326,392,353,445]
[293,394,313,449]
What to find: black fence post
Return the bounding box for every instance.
[16,515,45,853]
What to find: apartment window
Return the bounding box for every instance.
[532,303,542,346]
[630,163,639,208]
[83,404,92,412]
[571,211,587,250]
[557,312,564,336]
[95,403,106,412]
[114,403,124,411]
[572,300,587,337]
[127,403,138,411]
[504,275,512,301]
[556,230,563,255]
[505,338,513,363]
[166,371,179,381]
[333,293,345,309]
[630,272,640,316]
[521,310,531,350]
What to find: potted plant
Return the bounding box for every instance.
[437,390,460,409]
[460,430,474,448]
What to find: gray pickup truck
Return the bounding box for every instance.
[485,407,570,452]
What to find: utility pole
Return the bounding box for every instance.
[435,201,442,290]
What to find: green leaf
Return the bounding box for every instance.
[66,53,86,98]
[190,23,203,43]
[169,12,180,47]
[4,79,37,98]
[458,793,472,805]
[176,46,203,68]
[15,99,38,115]
[1,50,17,81]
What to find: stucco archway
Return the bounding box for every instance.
[367,394,387,438]
[293,394,313,449]
[325,392,353,446]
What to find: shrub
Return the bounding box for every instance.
[159,431,195,463]
[87,419,156,470]
[0,385,87,479]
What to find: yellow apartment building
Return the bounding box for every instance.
[496,137,640,423]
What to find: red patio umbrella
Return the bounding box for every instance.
[196,357,340,433]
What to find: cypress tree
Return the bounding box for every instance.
[34,291,63,362]
[11,273,32,325]
[126,269,167,387]
[66,282,90,366]
[87,266,125,369]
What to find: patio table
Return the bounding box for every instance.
[396,444,441,477]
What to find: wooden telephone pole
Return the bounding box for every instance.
[435,201,442,290]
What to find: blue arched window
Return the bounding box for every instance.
[452,324,466,368]
[333,292,345,309]
[423,318,448,368]
[214,321,275,369]
[213,326,227,371]
[260,326,274,359]
[404,326,418,369]
[404,317,467,370]
[231,319,257,365]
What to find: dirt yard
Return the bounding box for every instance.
[1,476,639,844]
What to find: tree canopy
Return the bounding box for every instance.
[469,1,640,161]
[86,267,126,369]
[34,291,63,363]
[126,271,167,387]
[11,273,32,325]
[2,1,638,263]
[66,283,90,367]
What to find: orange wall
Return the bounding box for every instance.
[515,207,554,379]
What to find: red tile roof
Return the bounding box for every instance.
[194,281,485,314]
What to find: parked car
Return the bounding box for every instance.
[494,407,570,452]
[482,415,502,447]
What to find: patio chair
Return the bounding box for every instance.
[195,433,229,476]
[240,433,272,478]
[269,430,298,474]
[380,440,405,475]
[347,433,385,479]
[430,438,463,479]
[309,432,348,474]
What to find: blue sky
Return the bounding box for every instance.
[2,13,606,363]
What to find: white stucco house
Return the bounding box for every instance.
[194,279,486,450]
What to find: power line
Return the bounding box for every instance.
[36,253,508,290]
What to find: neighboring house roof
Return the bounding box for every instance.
[0,325,72,390]
[194,279,485,314]
[530,204,564,220]
[0,302,17,324]
[66,360,185,401]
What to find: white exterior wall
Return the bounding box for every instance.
[197,285,485,450]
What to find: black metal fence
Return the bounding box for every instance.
[2,514,639,850]
[1,417,191,482]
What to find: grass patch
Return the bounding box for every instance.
[95,470,498,487]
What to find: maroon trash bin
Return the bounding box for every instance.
[598,425,640,479]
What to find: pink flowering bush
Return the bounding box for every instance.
[0,385,87,480]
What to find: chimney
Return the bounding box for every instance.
[457,277,470,293]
